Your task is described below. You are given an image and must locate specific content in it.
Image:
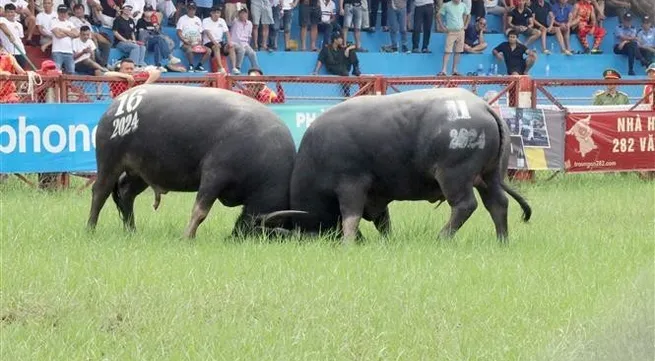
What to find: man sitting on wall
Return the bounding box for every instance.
[493,29,537,75]
[592,68,629,105]
[311,32,361,76]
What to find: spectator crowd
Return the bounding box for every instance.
[0,0,653,80]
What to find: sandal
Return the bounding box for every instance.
[437,72,447,76]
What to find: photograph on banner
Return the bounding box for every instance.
[499,106,565,171]
[509,135,529,169]
[501,107,550,148]
[565,112,655,173]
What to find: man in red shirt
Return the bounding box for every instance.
[104,58,161,97]
[570,0,605,53]
[234,68,285,104]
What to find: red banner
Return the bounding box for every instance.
[565,111,655,172]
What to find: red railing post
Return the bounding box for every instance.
[374,75,386,95]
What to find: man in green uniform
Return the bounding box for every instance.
[592,68,630,105]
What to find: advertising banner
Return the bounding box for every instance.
[498,106,566,170]
[0,103,329,173]
[565,111,655,172]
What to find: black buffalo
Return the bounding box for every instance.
[278,87,532,243]
[86,84,302,238]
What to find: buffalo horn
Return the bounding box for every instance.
[260,210,309,229]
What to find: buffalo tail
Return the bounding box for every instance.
[488,103,532,223]
[501,182,532,222]
[111,177,129,225]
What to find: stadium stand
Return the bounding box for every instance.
[0,0,653,104]
[87,4,648,78]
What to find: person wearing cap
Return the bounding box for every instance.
[201,5,236,74]
[112,4,148,68]
[176,1,211,72]
[592,69,630,105]
[311,31,361,77]
[613,12,648,76]
[637,15,655,65]
[137,4,181,70]
[50,3,80,74]
[230,8,260,74]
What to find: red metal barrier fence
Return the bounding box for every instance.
[1,74,653,188]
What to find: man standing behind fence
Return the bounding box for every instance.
[104,58,161,97]
[50,4,80,74]
[592,68,629,105]
[436,0,470,76]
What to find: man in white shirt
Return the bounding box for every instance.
[35,0,58,51]
[317,0,336,48]
[0,0,37,45]
[70,3,111,68]
[73,25,108,75]
[50,3,80,74]
[176,1,210,72]
[202,5,236,74]
[0,3,28,68]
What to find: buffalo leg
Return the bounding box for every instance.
[183,176,225,239]
[87,168,122,231]
[475,174,509,242]
[336,179,370,244]
[115,173,149,231]
[369,207,392,237]
[435,173,478,239]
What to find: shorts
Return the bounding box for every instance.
[224,3,248,25]
[75,60,97,75]
[445,30,465,53]
[282,9,293,32]
[299,3,321,27]
[343,3,363,29]
[204,41,231,57]
[507,62,526,75]
[251,1,274,25]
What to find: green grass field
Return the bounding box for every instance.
[1,173,653,361]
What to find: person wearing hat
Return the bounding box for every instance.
[311,31,361,77]
[637,15,655,65]
[202,5,236,74]
[176,1,211,72]
[112,4,148,68]
[136,4,182,71]
[613,12,648,76]
[49,3,80,74]
[592,68,630,105]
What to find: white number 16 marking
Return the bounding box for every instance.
[114,88,146,117]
